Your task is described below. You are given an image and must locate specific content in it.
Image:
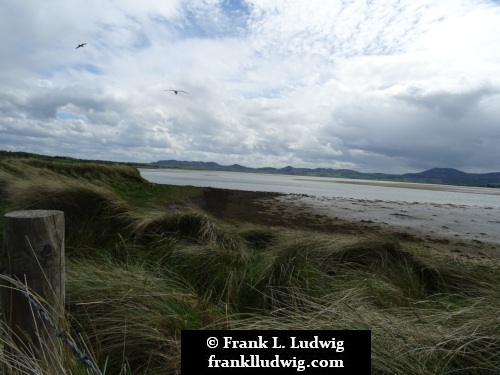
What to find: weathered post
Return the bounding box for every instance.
[1,210,65,374]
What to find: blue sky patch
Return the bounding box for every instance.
[57,112,86,120]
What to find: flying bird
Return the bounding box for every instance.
[164,89,188,95]
[75,43,87,49]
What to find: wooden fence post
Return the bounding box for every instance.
[1,210,65,374]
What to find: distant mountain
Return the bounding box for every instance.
[152,160,500,188]
[2,150,498,188]
[401,168,500,186]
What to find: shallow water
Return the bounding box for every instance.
[289,194,500,244]
[139,168,500,244]
[139,168,500,207]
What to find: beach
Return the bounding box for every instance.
[198,187,500,268]
[278,194,500,244]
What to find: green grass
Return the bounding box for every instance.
[1,155,499,374]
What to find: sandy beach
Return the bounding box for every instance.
[198,187,500,268]
[323,178,500,195]
[279,194,500,244]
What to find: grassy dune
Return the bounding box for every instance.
[1,156,499,374]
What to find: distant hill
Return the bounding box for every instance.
[401,168,500,186]
[153,160,500,188]
[2,151,498,188]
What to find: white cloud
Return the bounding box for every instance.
[1,0,500,173]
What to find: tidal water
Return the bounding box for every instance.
[139,168,500,208]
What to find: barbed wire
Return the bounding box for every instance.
[1,272,102,375]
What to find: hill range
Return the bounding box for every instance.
[1,151,498,188]
[153,160,500,188]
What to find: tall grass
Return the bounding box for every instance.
[0,273,98,375]
[1,156,499,374]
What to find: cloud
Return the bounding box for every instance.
[394,83,497,119]
[1,0,500,173]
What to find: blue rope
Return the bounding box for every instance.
[2,273,102,375]
[19,290,102,375]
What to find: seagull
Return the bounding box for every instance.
[75,43,87,49]
[164,89,188,95]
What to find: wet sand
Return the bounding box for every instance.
[198,187,500,268]
[281,195,500,244]
[323,178,500,195]
[272,194,500,267]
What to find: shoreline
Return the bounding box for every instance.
[279,194,500,244]
[274,194,500,266]
[320,178,500,195]
[198,187,500,268]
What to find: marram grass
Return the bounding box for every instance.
[0,156,499,374]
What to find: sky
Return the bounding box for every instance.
[1,0,500,173]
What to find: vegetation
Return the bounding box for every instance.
[1,154,499,374]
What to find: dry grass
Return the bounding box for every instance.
[1,156,499,374]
